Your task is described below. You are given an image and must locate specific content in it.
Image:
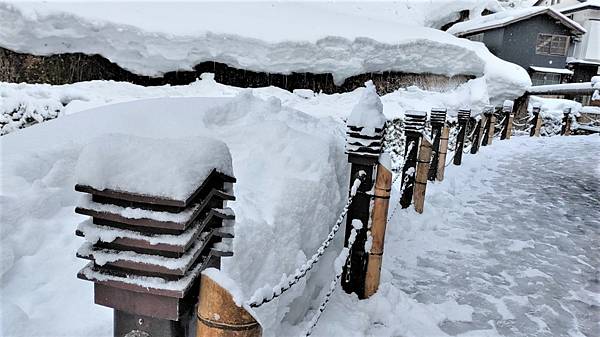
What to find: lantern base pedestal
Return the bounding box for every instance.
[114,309,194,337]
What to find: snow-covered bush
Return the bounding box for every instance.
[383,118,405,172]
[529,96,582,137]
[1,99,62,135]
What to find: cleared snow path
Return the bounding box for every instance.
[311,136,599,337]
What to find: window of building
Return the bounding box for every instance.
[531,72,561,86]
[536,34,569,56]
[466,33,484,42]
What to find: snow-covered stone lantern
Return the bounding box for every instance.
[74,134,236,337]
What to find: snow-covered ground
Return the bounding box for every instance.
[1,81,598,336]
[312,135,600,337]
[0,1,531,102]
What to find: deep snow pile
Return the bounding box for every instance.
[0,93,349,336]
[0,74,494,136]
[0,1,530,102]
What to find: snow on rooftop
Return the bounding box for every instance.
[447,6,586,36]
[0,1,530,100]
[530,66,574,75]
[75,134,233,201]
[559,0,600,13]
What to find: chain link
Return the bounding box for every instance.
[245,176,364,308]
[302,223,361,336]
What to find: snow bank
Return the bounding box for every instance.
[0,93,348,336]
[76,134,233,200]
[0,1,530,102]
[0,74,500,137]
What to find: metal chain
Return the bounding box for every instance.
[495,116,507,128]
[302,224,361,336]
[246,176,363,308]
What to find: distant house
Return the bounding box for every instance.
[447,7,586,85]
[559,1,600,83]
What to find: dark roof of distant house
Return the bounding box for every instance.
[448,6,586,36]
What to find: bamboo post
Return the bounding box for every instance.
[470,118,483,154]
[413,137,432,214]
[197,272,261,337]
[428,108,447,181]
[453,109,470,165]
[364,159,392,298]
[514,94,530,121]
[561,108,572,136]
[400,111,427,209]
[530,105,542,137]
[500,100,514,140]
[435,125,449,181]
[471,106,492,154]
[482,108,496,146]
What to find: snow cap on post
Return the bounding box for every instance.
[345,81,386,159]
[503,100,514,112]
[347,80,386,134]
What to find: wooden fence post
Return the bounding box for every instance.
[482,108,495,146]
[428,108,447,181]
[500,100,514,140]
[197,272,261,337]
[530,105,542,137]
[400,111,427,209]
[364,159,392,298]
[561,108,572,136]
[453,109,471,165]
[436,125,449,181]
[342,122,383,297]
[413,137,432,214]
[471,106,491,154]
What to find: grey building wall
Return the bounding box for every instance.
[464,14,575,71]
[501,15,573,70]
[480,29,504,55]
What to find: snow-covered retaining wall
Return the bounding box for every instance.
[1,46,474,94]
[0,2,530,103]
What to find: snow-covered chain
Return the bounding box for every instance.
[302,220,363,337]
[245,174,365,308]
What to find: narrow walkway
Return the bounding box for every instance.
[389,136,600,337]
[314,136,599,337]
